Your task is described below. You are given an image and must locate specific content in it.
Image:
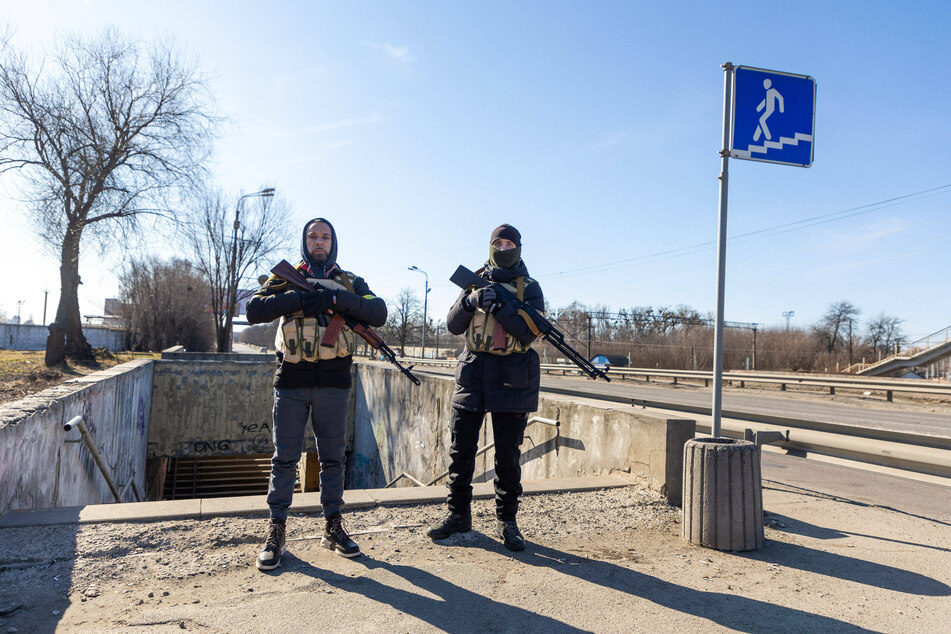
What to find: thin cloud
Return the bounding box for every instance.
[305,113,384,134]
[362,41,414,63]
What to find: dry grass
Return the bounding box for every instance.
[0,349,159,406]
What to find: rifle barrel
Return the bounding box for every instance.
[448,264,609,381]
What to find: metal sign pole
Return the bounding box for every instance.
[712,62,735,438]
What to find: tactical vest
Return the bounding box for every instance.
[275,270,358,363]
[465,275,536,356]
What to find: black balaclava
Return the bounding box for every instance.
[488,223,522,269]
[301,217,338,278]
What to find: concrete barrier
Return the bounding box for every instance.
[1,358,695,512]
[147,359,305,458]
[160,350,270,362]
[0,359,153,513]
[351,364,695,504]
[682,437,764,551]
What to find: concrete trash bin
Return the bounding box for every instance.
[682,437,764,551]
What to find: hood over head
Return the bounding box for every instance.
[301,217,338,278]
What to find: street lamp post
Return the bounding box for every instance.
[228,187,275,351]
[408,265,429,358]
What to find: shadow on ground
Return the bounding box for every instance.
[269,537,888,633]
[766,512,951,554]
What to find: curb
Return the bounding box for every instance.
[0,476,633,528]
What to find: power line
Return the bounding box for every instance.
[539,183,951,279]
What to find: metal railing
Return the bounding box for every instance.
[384,416,560,488]
[360,359,951,479]
[391,358,951,401]
[853,325,951,374]
[63,415,141,503]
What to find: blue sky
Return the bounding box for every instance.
[1,0,949,341]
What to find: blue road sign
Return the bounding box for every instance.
[730,66,816,167]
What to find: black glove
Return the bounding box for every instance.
[299,289,334,316]
[467,286,498,312]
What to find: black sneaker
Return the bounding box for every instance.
[322,513,361,558]
[496,519,525,551]
[427,511,472,540]
[256,519,286,571]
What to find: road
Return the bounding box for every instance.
[414,365,951,439]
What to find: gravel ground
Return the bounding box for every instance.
[2,482,948,633]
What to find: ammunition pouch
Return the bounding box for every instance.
[276,312,354,362]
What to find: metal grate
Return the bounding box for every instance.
[162,454,301,500]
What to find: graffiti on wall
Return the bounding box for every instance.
[180,419,274,456]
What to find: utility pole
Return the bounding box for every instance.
[752,325,757,371]
[848,318,854,366]
[42,289,49,326]
[586,312,592,359]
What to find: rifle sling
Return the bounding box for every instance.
[320,271,356,348]
[492,275,532,350]
[512,275,544,336]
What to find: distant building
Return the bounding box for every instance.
[104,298,123,317]
[83,298,125,328]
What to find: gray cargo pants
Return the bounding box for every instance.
[267,385,349,521]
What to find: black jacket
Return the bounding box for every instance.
[446,261,544,413]
[246,263,386,389]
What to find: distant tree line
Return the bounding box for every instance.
[537,299,905,373]
[332,285,909,374]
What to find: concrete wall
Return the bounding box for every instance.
[1,357,693,513]
[147,359,314,458]
[0,359,153,513]
[350,364,453,488]
[0,323,125,351]
[160,351,271,362]
[351,364,695,504]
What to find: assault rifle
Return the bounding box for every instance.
[450,265,610,382]
[270,259,421,386]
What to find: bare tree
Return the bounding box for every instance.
[0,29,216,365]
[117,257,215,352]
[813,300,861,353]
[865,312,904,357]
[185,187,290,352]
[385,287,421,356]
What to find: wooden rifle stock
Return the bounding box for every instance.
[449,265,610,382]
[269,260,345,347]
[268,260,421,385]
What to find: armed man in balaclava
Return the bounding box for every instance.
[427,223,544,551]
[247,217,387,571]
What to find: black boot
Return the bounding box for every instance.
[496,518,525,551]
[256,519,286,570]
[322,513,361,558]
[427,511,472,540]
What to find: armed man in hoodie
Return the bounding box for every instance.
[247,218,387,571]
[427,224,544,551]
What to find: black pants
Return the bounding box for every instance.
[446,408,528,521]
